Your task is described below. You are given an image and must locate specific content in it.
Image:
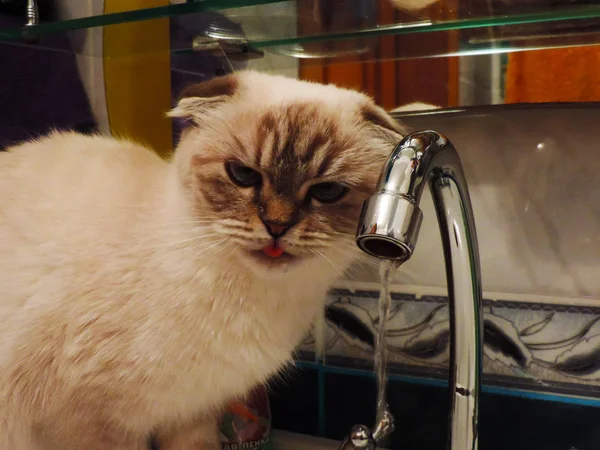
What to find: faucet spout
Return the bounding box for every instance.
[352,131,484,450]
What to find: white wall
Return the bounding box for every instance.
[351,105,600,304]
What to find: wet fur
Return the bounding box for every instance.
[0,71,402,449]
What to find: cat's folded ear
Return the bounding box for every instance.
[167,74,239,124]
[361,103,406,143]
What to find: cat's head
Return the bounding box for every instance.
[168,71,403,280]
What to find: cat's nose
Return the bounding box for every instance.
[262,221,290,238]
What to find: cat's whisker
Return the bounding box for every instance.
[293,233,358,250]
[354,258,381,270]
[135,221,254,237]
[318,241,357,253]
[311,249,346,279]
[220,234,267,247]
[137,220,223,229]
[219,229,261,238]
[310,249,357,292]
[103,233,226,256]
[335,240,391,270]
[166,238,231,264]
[72,212,224,225]
[220,219,253,226]
[327,239,362,250]
[125,226,216,239]
[136,214,244,225]
[344,261,377,278]
[323,229,354,238]
[341,253,380,270]
[153,231,224,242]
[338,272,370,288]
[321,244,380,270]
[142,222,251,235]
[219,242,243,262]
[162,235,228,251]
[193,239,230,260]
[335,237,360,246]
[301,232,333,240]
[301,229,354,241]
[126,227,217,238]
[319,238,356,249]
[286,240,330,249]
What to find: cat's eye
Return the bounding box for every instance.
[225,161,262,188]
[309,182,348,204]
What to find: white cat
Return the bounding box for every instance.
[0,71,403,449]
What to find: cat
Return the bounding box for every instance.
[0,70,404,450]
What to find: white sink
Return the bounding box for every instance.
[271,430,390,450]
[272,430,340,449]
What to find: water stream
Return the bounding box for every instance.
[374,260,397,427]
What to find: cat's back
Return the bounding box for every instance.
[0,131,169,260]
[1,131,166,187]
[0,131,169,315]
[0,131,167,213]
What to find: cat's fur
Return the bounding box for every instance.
[0,71,403,450]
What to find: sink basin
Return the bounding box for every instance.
[272,430,340,450]
[272,430,391,450]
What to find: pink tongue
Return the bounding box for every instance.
[262,245,285,258]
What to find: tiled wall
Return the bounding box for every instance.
[301,287,600,397]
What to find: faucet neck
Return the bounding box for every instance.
[350,131,484,450]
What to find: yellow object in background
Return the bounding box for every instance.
[103,0,173,158]
[505,46,600,104]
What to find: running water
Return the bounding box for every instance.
[374,260,396,427]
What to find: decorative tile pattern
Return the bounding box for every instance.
[299,288,600,398]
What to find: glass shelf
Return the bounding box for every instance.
[0,1,600,62]
[0,0,282,40]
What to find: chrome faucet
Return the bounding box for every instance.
[340,131,484,450]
